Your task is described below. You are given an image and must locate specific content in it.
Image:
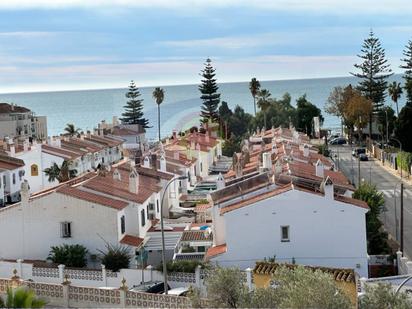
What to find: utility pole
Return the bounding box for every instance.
[358,157,361,187]
[401,182,404,254]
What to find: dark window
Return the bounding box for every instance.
[156,200,159,213]
[121,215,125,234]
[200,163,203,172]
[61,222,72,238]
[281,226,290,242]
[146,205,150,220]
[141,209,146,227]
[12,173,16,185]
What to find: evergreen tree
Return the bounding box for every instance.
[401,40,412,105]
[120,80,149,128]
[351,31,392,137]
[199,58,220,123]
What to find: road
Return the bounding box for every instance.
[329,145,412,258]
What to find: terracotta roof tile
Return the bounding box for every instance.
[205,244,227,260]
[120,235,144,247]
[0,155,24,170]
[0,103,30,113]
[181,230,212,242]
[56,186,128,210]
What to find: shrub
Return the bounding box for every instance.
[48,244,88,267]
[1,287,47,308]
[157,260,208,273]
[98,243,131,272]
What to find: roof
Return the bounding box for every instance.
[253,261,356,283]
[0,154,25,170]
[220,184,293,215]
[0,103,31,114]
[56,186,128,210]
[335,195,369,210]
[120,235,144,247]
[135,166,174,181]
[42,144,82,160]
[205,244,227,260]
[180,230,212,242]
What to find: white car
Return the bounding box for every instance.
[163,287,189,296]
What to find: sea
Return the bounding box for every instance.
[0,75,405,141]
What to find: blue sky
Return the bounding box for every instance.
[0,0,411,93]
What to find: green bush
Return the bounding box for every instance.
[98,243,131,272]
[397,151,412,174]
[317,144,330,157]
[48,244,88,267]
[1,287,47,308]
[157,260,208,273]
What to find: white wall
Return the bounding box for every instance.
[0,192,119,260]
[15,145,44,193]
[213,188,369,277]
[41,151,64,189]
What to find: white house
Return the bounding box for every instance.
[0,154,25,205]
[206,173,369,278]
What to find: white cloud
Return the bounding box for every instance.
[0,31,55,38]
[0,0,410,14]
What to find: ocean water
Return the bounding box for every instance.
[0,75,405,141]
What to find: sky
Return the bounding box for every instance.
[0,0,411,93]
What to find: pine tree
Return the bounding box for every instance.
[120,80,149,128]
[199,58,220,123]
[401,39,412,106]
[351,31,392,137]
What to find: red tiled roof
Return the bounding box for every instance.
[85,135,122,147]
[181,230,212,242]
[220,184,293,215]
[0,103,30,113]
[0,155,24,170]
[205,244,227,260]
[42,144,82,160]
[135,166,174,181]
[120,235,144,247]
[56,186,128,210]
[195,202,212,213]
[335,195,369,210]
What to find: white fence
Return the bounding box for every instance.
[396,251,412,275]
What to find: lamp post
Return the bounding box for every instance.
[160,175,187,294]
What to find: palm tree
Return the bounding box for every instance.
[44,161,77,183]
[64,123,81,136]
[257,89,271,130]
[388,81,402,116]
[152,87,165,142]
[249,78,261,116]
[1,287,46,308]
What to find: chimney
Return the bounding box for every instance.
[159,155,167,172]
[151,153,157,170]
[190,140,195,150]
[173,151,179,160]
[172,130,177,140]
[216,173,225,190]
[113,168,121,181]
[23,139,29,152]
[80,134,85,140]
[10,103,14,111]
[143,156,150,168]
[315,159,324,178]
[262,152,272,170]
[129,168,139,193]
[274,160,282,178]
[272,144,278,155]
[322,176,334,199]
[112,116,119,126]
[9,143,15,156]
[21,180,30,205]
[205,133,210,143]
[303,144,309,157]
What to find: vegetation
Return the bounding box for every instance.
[0,287,46,308]
[199,58,220,123]
[401,39,412,105]
[388,81,402,116]
[43,160,77,183]
[47,244,88,267]
[295,94,324,136]
[256,89,271,130]
[351,31,392,137]
[191,266,351,308]
[353,183,390,254]
[397,151,412,175]
[395,104,412,152]
[249,77,261,115]
[120,80,149,128]
[98,243,130,272]
[359,283,412,309]
[157,260,207,273]
[63,123,81,136]
[152,87,165,142]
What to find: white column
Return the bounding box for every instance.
[401,257,409,275]
[396,251,403,273]
[406,261,412,275]
[16,259,23,279]
[195,265,201,289]
[146,265,153,282]
[58,264,65,282]
[359,277,367,294]
[245,268,253,291]
[102,264,107,287]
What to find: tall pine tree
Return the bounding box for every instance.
[199,58,220,123]
[351,31,392,137]
[120,80,149,128]
[401,39,412,106]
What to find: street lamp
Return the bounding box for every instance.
[160,175,187,294]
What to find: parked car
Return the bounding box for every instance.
[129,281,170,294]
[352,148,366,157]
[359,153,369,161]
[163,287,189,297]
[329,137,347,145]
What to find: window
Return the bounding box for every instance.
[2,175,5,188]
[156,200,159,213]
[146,205,150,220]
[12,173,16,185]
[141,209,146,227]
[200,163,203,172]
[31,164,39,176]
[120,215,125,234]
[281,226,290,242]
[60,222,72,238]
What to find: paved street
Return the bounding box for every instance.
[329,145,412,258]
